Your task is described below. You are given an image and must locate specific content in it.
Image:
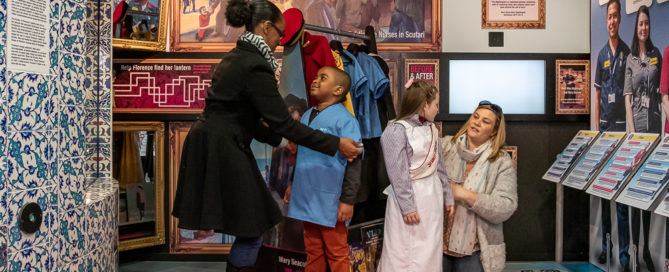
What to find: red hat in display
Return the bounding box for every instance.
[281,8,305,46]
[113,1,129,25]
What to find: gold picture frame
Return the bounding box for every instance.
[386,59,399,113]
[168,121,232,254]
[170,0,442,52]
[113,121,166,251]
[112,0,170,51]
[555,60,590,115]
[404,59,440,88]
[482,0,546,29]
[503,145,518,170]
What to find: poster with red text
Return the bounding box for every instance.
[404,59,439,88]
[113,59,219,113]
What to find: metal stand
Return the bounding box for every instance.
[556,183,563,262]
[631,244,637,272]
[304,24,371,41]
[607,233,611,272]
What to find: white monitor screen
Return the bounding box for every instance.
[448,60,546,114]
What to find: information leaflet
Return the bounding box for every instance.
[562,132,626,190]
[616,135,669,210]
[542,130,599,182]
[586,133,659,200]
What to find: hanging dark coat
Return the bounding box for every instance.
[172,40,340,237]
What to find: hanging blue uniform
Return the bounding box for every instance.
[287,104,362,227]
[356,52,389,139]
[341,50,368,121]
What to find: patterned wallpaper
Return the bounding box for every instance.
[0,0,115,269]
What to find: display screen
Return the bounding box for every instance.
[448,60,546,114]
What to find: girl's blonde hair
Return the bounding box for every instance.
[397,81,438,120]
[450,104,507,162]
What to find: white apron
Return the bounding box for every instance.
[377,121,444,272]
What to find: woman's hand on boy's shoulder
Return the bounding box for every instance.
[339,138,364,162]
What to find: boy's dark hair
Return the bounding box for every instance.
[324,66,351,101]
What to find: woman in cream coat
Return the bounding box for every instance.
[441,101,518,272]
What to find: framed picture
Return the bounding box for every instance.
[112,0,170,51]
[113,121,166,251]
[555,60,590,115]
[168,121,234,254]
[386,59,399,113]
[481,0,545,29]
[503,145,518,170]
[404,59,439,88]
[112,59,220,114]
[170,0,442,52]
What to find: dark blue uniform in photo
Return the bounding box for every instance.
[595,41,630,131]
[594,39,630,268]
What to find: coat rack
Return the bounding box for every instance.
[304,24,378,54]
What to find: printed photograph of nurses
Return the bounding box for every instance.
[623,5,662,134]
[589,1,669,271]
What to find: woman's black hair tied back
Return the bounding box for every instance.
[226,0,252,28]
[226,0,282,31]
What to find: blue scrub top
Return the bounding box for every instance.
[595,40,630,132]
[287,104,362,227]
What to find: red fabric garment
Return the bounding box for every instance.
[197,14,211,40]
[661,46,669,133]
[302,32,337,106]
[114,23,132,38]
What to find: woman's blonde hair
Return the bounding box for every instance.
[397,81,438,120]
[450,104,507,162]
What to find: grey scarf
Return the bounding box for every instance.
[240,31,279,72]
[446,134,492,255]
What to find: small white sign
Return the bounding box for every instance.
[626,0,653,14]
[6,0,51,75]
[657,0,668,4]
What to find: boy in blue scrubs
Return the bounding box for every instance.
[285,66,362,272]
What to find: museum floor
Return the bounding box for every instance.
[118,261,603,272]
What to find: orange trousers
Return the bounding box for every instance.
[303,221,350,272]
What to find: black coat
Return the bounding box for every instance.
[172,40,340,237]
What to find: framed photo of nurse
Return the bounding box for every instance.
[555,60,590,115]
[170,0,442,52]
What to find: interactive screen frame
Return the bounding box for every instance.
[437,53,589,122]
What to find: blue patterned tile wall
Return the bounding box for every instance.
[0,0,6,268]
[0,0,115,268]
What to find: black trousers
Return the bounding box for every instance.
[631,208,654,271]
